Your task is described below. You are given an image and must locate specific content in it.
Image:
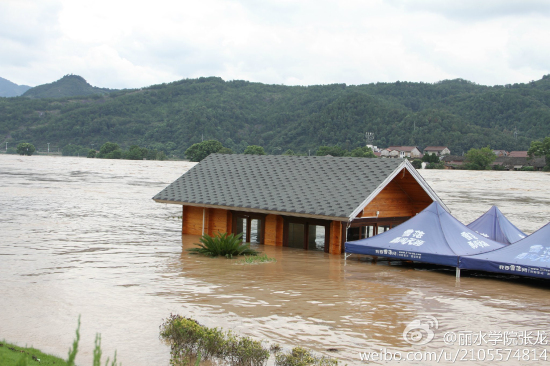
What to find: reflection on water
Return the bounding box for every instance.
[1,155,549,366]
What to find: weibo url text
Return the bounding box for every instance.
[359,348,549,363]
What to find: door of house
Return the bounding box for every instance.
[233,212,265,244]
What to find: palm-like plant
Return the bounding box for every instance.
[187,232,259,258]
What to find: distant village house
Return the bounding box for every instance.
[423,146,451,156]
[381,146,422,159]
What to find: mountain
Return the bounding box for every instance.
[0,77,32,97]
[22,75,115,99]
[1,75,549,157]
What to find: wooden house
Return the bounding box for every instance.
[153,154,447,254]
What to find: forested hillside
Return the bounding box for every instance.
[22,75,114,99]
[1,75,549,157]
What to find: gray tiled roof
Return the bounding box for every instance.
[153,154,405,219]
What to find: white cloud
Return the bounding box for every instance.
[0,0,548,89]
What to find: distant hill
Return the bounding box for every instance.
[22,75,115,99]
[1,75,550,157]
[0,77,32,97]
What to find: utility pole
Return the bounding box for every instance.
[5,142,7,152]
[47,143,50,154]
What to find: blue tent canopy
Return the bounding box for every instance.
[467,206,527,245]
[345,202,506,267]
[460,223,550,279]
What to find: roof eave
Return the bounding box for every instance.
[153,199,348,222]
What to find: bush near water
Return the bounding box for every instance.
[159,314,340,366]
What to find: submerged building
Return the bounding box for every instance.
[153,154,447,254]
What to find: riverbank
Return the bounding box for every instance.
[0,341,68,366]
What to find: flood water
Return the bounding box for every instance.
[1,155,550,366]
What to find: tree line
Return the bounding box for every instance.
[2,75,550,159]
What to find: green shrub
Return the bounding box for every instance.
[187,233,259,258]
[159,314,269,366]
[274,347,338,366]
[520,166,535,171]
[16,143,35,156]
[411,159,422,169]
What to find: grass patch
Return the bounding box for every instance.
[237,254,276,265]
[0,341,68,366]
[0,316,119,366]
[187,233,259,258]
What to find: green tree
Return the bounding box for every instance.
[185,140,223,162]
[124,145,145,160]
[243,145,266,155]
[98,142,120,158]
[16,143,35,156]
[464,146,496,170]
[349,146,376,158]
[528,136,550,170]
[422,153,440,163]
[87,149,96,158]
[316,145,347,157]
[218,147,233,154]
[282,149,296,156]
[411,159,422,169]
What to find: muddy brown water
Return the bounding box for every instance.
[1,155,549,365]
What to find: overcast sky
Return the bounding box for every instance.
[1,0,549,89]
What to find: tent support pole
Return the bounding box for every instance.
[456,267,461,279]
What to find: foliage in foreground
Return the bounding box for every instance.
[159,314,269,366]
[160,315,340,366]
[0,316,119,366]
[0,341,68,366]
[274,347,338,366]
[187,233,259,258]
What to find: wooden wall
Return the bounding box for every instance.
[329,221,343,254]
[264,214,284,246]
[182,206,231,236]
[361,169,432,218]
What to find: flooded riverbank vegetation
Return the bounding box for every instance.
[0,317,119,366]
[187,233,260,258]
[237,254,277,265]
[159,314,339,366]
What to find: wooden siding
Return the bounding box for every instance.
[182,206,206,235]
[207,208,230,236]
[265,214,284,246]
[329,221,343,254]
[182,207,231,236]
[362,169,432,218]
